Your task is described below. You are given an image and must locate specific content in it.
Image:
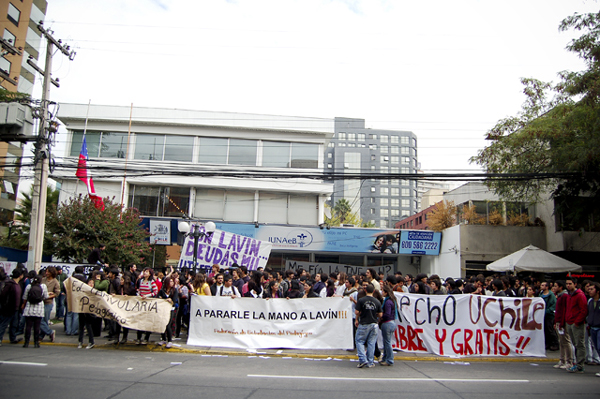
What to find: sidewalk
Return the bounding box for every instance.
[2,320,560,363]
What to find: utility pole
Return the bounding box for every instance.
[27,22,75,272]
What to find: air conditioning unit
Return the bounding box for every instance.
[0,103,34,140]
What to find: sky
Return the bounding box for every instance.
[30,0,600,176]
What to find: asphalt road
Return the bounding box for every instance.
[0,345,598,399]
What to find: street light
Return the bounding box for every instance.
[178,220,216,272]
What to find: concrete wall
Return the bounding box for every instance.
[421,225,461,278]
[459,224,546,267]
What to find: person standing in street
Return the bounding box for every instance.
[379,285,397,366]
[22,275,48,348]
[0,269,23,345]
[586,281,600,377]
[539,281,559,351]
[554,280,574,370]
[39,267,59,343]
[355,283,382,368]
[565,277,589,373]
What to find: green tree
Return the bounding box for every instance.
[45,195,153,266]
[325,199,370,227]
[470,11,600,229]
[1,185,60,251]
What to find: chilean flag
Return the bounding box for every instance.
[76,136,104,210]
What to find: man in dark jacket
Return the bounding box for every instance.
[566,277,589,373]
[0,269,23,345]
[586,281,600,377]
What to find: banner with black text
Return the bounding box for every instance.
[188,296,353,349]
[65,277,172,333]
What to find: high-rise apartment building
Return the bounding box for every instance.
[0,0,47,233]
[325,117,419,228]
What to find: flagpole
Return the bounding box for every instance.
[119,103,133,218]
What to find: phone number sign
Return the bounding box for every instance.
[398,231,441,255]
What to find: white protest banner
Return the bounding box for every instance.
[64,277,172,333]
[178,228,272,272]
[286,260,393,277]
[0,261,18,276]
[392,293,546,357]
[41,262,95,278]
[188,296,353,349]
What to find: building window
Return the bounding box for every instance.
[199,137,228,164]
[380,209,389,217]
[370,165,376,171]
[380,135,389,143]
[229,139,257,166]
[370,187,376,193]
[402,188,409,196]
[401,136,409,144]
[402,199,410,208]
[135,134,165,161]
[380,145,388,153]
[390,136,399,144]
[328,142,335,148]
[347,133,356,141]
[327,163,332,168]
[327,152,332,158]
[391,156,399,164]
[338,132,346,140]
[371,208,375,214]
[348,143,356,147]
[7,3,20,27]
[369,134,377,140]
[358,133,366,142]
[381,187,389,196]
[390,179,399,185]
[339,142,346,147]
[391,188,399,196]
[290,142,319,168]
[380,156,389,163]
[0,57,11,74]
[381,198,389,207]
[369,144,377,150]
[263,141,290,168]
[391,209,400,217]
[401,147,409,154]
[380,166,388,174]
[100,132,130,158]
[129,185,190,217]
[3,29,16,46]
[371,154,376,161]
[401,167,410,173]
[391,198,399,207]
[380,220,388,228]
[390,167,399,174]
[165,135,194,162]
[390,146,399,154]
[371,197,376,203]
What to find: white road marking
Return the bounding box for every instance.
[247,374,529,383]
[0,360,48,367]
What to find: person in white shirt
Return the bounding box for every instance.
[214,275,239,297]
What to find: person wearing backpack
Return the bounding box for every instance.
[21,275,48,348]
[0,269,23,346]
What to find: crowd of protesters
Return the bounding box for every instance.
[0,262,599,376]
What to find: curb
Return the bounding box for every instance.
[5,340,555,363]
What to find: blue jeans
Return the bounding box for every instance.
[55,293,65,319]
[591,328,600,358]
[0,312,20,342]
[381,321,395,365]
[356,323,378,366]
[65,311,79,335]
[39,302,54,338]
